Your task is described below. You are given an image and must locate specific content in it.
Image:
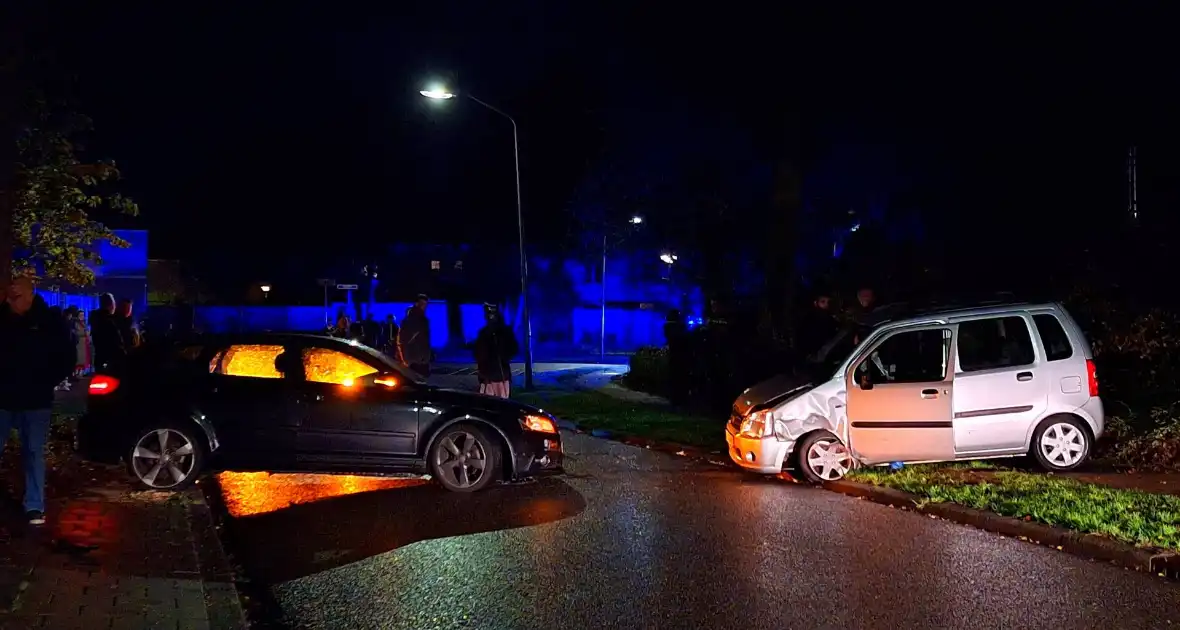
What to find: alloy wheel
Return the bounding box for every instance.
[434,431,488,490]
[806,439,852,481]
[131,429,197,489]
[1039,422,1087,468]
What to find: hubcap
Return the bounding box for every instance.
[434,432,487,489]
[131,429,196,488]
[1040,422,1086,467]
[806,439,851,481]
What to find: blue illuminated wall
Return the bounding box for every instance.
[34,229,148,317]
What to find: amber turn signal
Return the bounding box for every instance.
[374,377,398,388]
[522,414,558,433]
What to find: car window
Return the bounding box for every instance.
[302,348,378,385]
[857,328,950,383]
[1033,314,1074,362]
[211,344,286,379]
[957,316,1035,372]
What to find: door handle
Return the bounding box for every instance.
[1016,371,1033,382]
[920,388,938,399]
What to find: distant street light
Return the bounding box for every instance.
[601,217,646,362]
[421,83,534,388]
[659,252,678,265]
[260,284,271,301]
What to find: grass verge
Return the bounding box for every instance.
[849,464,1180,550]
[516,391,723,450]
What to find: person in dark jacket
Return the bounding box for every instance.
[797,292,841,359]
[379,314,401,359]
[473,304,518,398]
[0,278,76,525]
[115,298,141,348]
[89,293,125,371]
[398,294,432,377]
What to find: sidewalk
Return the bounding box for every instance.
[0,416,246,629]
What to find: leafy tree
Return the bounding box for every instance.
[12,99,138,285]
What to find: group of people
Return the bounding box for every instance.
[795,286,878,358]
[48,294,140,389]
[331,294,520,398]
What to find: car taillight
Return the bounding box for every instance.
[88,375,120,395]
[1086,359,1099,397]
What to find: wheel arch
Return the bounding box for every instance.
[1024,411,1095,453]
[126,409,218,461]
[423,415,518,480]
[789,427,844,470]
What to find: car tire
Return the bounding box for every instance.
[126,422,205,491]
[1030,415,1091,472]
[429,423,500,493]
[795,430,853,484]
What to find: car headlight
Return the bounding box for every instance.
[739,410,774,439]
[521,414,558,434]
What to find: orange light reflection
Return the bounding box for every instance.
[217,471,428,518]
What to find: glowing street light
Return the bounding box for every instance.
[629,216,643,225]
[660,253,678,265]
[420,81,535,388]
[419,86,455,99]
[260,284,271,301]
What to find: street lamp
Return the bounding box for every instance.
[422,83,535,389]
[600,216,645,363]
[659,252,678,265]
[260,284,271,301]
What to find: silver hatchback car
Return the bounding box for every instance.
[726,301,1104,482]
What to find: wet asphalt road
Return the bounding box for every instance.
[216,433,1180,630]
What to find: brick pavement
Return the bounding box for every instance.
[0,421,246,630]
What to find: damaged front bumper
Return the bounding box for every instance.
[726,426,796,474]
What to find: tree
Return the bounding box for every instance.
[12,98,138,285]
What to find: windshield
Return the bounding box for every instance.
[346,339,428,385]
[811,324,873,376]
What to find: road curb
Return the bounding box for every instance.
[824,480,1180,577]
[558,421,732,467]
[185,488,250,630]
[198,477,295,629]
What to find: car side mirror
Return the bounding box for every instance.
[859,372,874,391]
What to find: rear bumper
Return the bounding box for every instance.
[1078,396,1105,439]
[511,430,564,478]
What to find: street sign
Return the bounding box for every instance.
[316,278,336,287]
[336,284,359,290]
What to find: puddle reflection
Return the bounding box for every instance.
[217,471,429,518]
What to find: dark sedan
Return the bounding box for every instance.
[77,334,563,492]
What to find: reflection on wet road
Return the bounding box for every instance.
[217,471,429,518]
[218,434,1180,630]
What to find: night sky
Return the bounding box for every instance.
[40,3,1180,297]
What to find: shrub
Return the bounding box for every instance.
[625,346,669,396]
[1104,407,1180,472]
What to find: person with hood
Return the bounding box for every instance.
[473,304,518,398]
[89,293,125,371]
[398,294,432,377]
[0,277,76,525]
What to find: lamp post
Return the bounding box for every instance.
[260,284,271,301]
[601,216,644,363]
[421,85,534,389]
